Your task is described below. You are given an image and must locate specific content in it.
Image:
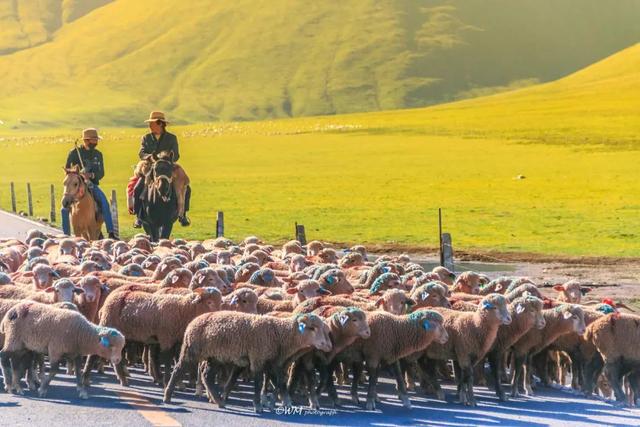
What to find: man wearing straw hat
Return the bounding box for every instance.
[63,128,117,239]
[130,111,191,227]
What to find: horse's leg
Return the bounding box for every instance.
[162,222,174,240]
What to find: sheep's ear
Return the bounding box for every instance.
[516,304,525,314]
[405,298,416,306]
[616,302,634,312]
[171,275,180,284]
[45,287,55,293]
[581,287,593,294]
[374,298,384,307]
[495,284,503,292]
[101,283,110,293]
[318,287,331,296]
[421,291,429,301]
[73,287,84,294]
[563,311,573,320]
[522,291,531,298]
[553,284,565,292]
[286,287,299,295]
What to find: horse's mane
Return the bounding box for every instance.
[156,151,174,162]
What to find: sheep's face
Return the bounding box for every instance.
[228,290,258,314]
[481,295,512,325]
[289,255,307,272]
[412,283,450,309]
[153,257,181,279]
[142,256,160,270]
[570,306,586,335]
[59,239,79,257]
[339,253,364,268]
[433,321,449,344]
[454,272,481,295]
[83,251,111,271]
[46,279,84,303]
[512,297,545,329]
[291,280,331,302]
[554,282,587,304]
[112,242,130,258]
[98,328,126,364]
[80,261,101,274]
[162,268,193,288]
[191,268,231,294]
[307,241,324,257]
[119,264,146,277]
[320,270,354,295]
[235,263,259,282]
[333,308,370,339]
[318,249,338,265]
[33,264,59,290]
[194,287,223,311]
[78,276,103,303]
[433,267,456,286]
[217,251,232,265]
[376,289,414,315]
[297,315,332,353]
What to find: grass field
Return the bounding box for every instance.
[0,44,638,257]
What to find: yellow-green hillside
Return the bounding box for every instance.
[0,0,639,127]
[1,44,638,257]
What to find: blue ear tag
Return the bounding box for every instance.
[326,276,335,285]
[298,322,306,333]
[382,267,390,273]
[482,301,494,310]
[110,330,118,337]
[100,336,110,348]
[423,320,431,331]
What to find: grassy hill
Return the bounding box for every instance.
[0,0,639,127]
[1,44,638,257]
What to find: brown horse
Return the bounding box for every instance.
[62,166,104,240]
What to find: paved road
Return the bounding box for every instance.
[1,366,638,427]
[0,210,61,241]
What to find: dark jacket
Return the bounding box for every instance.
[65,147,104,186]
[138,131,180,162]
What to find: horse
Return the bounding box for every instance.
[61,166,104,241]
[138,152,178,241]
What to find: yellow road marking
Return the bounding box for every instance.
[115,389,182,427]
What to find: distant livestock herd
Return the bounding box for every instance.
[0,231,638,413]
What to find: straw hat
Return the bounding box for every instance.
[82,128,102,140]
[144,111,169,124]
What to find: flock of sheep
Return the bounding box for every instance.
[0,230,638,414]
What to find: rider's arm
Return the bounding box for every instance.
[170,134,180,162]
[93,151,105,183]
[65,150,77,169]
[138,135,152,160]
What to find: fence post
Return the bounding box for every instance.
[26,183,33,216]
[438,208,444,266]
[50,184,56,223]
[10,182,16,213]
[110,190,120,238]
[441,233,455,272]
[216,211,224,237]
[295,223,307,245]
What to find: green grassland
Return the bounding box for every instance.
[0,0,639,126]
[1,44,639,257]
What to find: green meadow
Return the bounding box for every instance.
[1,44,638,257]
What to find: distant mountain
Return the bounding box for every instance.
[0,0,638,128]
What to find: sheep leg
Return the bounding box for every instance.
[489,350,507,401]
[463,365,476,406]
[321,361,340,407]
[418,356,444,400]
[81,355,98,387]
[524,354,535,396]
[0,351,15,393]
[148,344,162,385]
[583,354,604,397]
[604,360,627,404]
[114,359,129,386]
[391,361,411,409]
[511,354,525,398]
[159,350,173,388]
[350,362,362,406]
[202,361,224,407]
[365,364,379,411]
[163,359,189,404]
[307,366,320,410]
[74,356,89,399]
[38,360,61,398]
[252,370,264,414]
[221,365,241,404]
[273,366,291,408]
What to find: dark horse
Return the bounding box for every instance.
[138,153,178,242]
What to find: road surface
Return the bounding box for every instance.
[0,210,61,241]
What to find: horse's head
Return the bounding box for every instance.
[149,155,174,203]
[61,166,86,208]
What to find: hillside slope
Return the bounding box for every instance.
[0,0,638,127]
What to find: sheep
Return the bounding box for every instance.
[504,283,543,302]
[510,304,586,397]
[553,280,592,304]
[486,295,545,401]
[0,273,12,285]
[451,271,483,294]
[431,266,456,286]
[0,279,83,304]
[330,309,448,410]
[256,280,331,314]
[0,301,124,399]
[249,268,280,287]
[420,294,512,406]
[291,307,371,408]
[410,281,451,310]
[584,312,640,404]
[373,289,415,315]
[163,312,332,413]
[479,276,513,295]
[89,287,222,387]
[292,295,376,314]
[151,257,182,280]
[75,276,109,323]
[221,288,258,313]
[368,272,402,295]
[317,269,354,295]
[306,240,324,256]
[11,263,60,290]
[190,267,232,294]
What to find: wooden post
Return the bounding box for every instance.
[441,233,455,272]
[295,223,307,246]
[110,190,119,238]
[49,184,56,223]
[10,182,16,213]
[438,208,444,266]
[216,211,224,237]
[26,183,33,216]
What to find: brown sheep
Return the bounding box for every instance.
[221,288,258,313]
[431,266,456,286]
[163,312,332,413]
[553,280,592,304]
[0,301,125,399]
[451,271,483,294]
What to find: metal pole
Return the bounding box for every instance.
[50,184,56,223]
[216,211,224,237]
[438,208,443,265]
[110,190,120,238]
[10,182,16,212]
[26,183,33,217]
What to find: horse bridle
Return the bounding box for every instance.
[63,171,87,205]
[149,159,173,203]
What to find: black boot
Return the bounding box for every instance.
[178,215,191,227]
[108,231,119,240]
[133,218,142,228]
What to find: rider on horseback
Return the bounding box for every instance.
[62,128,117,239]
[130,111,191,227]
